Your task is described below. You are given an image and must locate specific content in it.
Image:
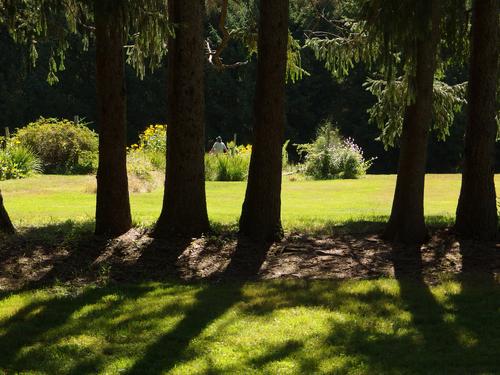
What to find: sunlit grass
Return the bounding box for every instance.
[0,279,498,374]
[1,175,498,373]
[2,174,497,231]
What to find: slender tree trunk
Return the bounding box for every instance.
[456,0,499,240]
[154,0,209,237]
[239,0,289,241]
[0,190,15,234]
[383,0,441,244]
[94,0,132,236]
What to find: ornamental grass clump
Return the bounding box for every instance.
[0,137,41,180]
[298,122,373,180]
[205,142,251,181]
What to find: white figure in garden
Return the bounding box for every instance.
[210,136,228,154]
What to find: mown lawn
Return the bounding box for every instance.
[2,174,498,231]
[1,279,499,374]
[1,175,499,374]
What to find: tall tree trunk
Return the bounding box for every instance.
[383,0,441,244]
[0,190,15,234]
[94,0,132,236]
[154,0,209,237]
[239,0,289,241]
[456,0,499,240]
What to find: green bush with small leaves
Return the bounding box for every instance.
[13,117,98,174]
[72,150,99,174]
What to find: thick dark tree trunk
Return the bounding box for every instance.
[154,0,209,237]
[0,190,15,234]
[383,0,441,244]
[239,0,289,241]
[455,0,499,240]
[94,0,132,236]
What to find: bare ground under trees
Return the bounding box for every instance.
[1,225,498,291]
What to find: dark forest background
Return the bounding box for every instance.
[0,13,497,173]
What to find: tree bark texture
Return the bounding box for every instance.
[383,0,441,244]
[0,190,15,234]
[155,0,209,237]
[239,0,289,241]
[94,0,132,236]
[456,0,499,240]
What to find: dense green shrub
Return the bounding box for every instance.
[72,150,99,174]
[0,138,41,180]
[205,142,251,181]
[298,122,372,180]
[13,117,98,174]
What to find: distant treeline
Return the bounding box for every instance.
[0,29,497,174]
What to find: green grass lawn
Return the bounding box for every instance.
[1,279,498,374]
[2,174,498,231]
[1,175,499,374]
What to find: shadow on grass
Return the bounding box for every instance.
[391,241,499,372]
[285,215,454,236]
[0,284,156,373]
[323,241,500,374]
[451,240,499,371]
[0,273,499,373]
[126,236,271,374]
[2,227,272,373]
[1,220,95,250]
[126,283,243,374]
[1,218,499,373]
[392,245,459,369]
